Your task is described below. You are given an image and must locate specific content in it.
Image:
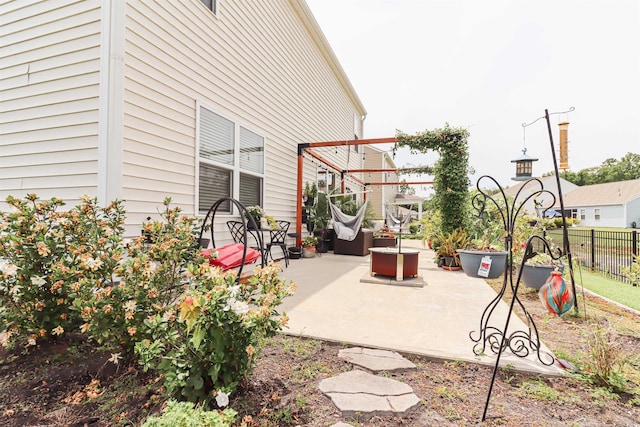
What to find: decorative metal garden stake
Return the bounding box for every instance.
[476,107,578,421]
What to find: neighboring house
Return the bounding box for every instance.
[0,0,365,237]
[555,178,640,228]
[503,176,578,218]
[394,194,424,221]
[362,145,398,221]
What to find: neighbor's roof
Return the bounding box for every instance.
[503,176,567,198]
[393,194,425,204]
[557,178,640,208]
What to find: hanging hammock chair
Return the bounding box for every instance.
[385,210,413,231]
[328,199,369,241]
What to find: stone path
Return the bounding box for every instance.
[320,347,421,421]
[338,347,417,373]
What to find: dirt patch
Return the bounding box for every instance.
[1,279,640,426]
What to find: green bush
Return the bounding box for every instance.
[1,194,296,408]
[622,255,640,286]
[141,399,236,427]
[136,263,296,404]
[74,198,206,355]
[0,195,125,347]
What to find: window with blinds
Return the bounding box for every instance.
[200,109,234,166]
[198,105,264,215]
[239,173,261,208]
[199,163,232,213]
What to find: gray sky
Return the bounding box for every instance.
[305,0,640,192]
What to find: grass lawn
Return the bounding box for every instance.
[571,264,640,311]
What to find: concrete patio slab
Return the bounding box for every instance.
[359,273,424,288]
[279,239,564,376]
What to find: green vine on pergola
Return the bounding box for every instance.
[396,166,434,176]
[395,124,471,234]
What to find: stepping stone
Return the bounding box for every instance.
[330,423,354,427]
[319,370,421,418]
[338,347,417,372]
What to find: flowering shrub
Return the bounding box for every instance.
[302,235,318,248]
[1,194,297,409]
[135,263,296,404]
[75,198,206,355]
[0,194,125,347]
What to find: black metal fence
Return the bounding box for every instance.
[545,228,639,283]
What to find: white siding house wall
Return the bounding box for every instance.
[577,205,623,228]
[362,146,397,220]
[382,153,399,220]
[627,198,640,228]
[0,0,103,207]
[1,0,365,239]
[364,147,384,219]
[122,0,364,232]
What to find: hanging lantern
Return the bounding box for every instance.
[511,148,539,181]
[538,269,574,316]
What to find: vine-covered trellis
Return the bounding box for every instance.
[395,124,471,234]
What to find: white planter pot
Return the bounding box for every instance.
[302,246,316,258]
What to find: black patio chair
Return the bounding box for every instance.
[226,220,262,252]
[266,220,290,267]
[198,198,265,280]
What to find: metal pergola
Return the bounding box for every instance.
[296,137,433,246]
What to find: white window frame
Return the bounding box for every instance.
[594,208,601,221]
[196,103,264,216]
[580,209,586,220]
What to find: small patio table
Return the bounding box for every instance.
[369,247,419,281]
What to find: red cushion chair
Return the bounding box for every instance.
[203,243,261,270]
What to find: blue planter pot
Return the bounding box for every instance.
[456,249,508,279]
[519,263,565,290]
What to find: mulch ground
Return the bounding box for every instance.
[1,278,640,426]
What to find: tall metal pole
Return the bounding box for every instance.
[544,109,579,313]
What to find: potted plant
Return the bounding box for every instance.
[303,182,318,206]
[457,228,508,279]
[518,252,565,290]
[436,229,470,270]
[245,205,264,229]
[302,235,318,258]
[310,192,332,252]
[420,209,441,250]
